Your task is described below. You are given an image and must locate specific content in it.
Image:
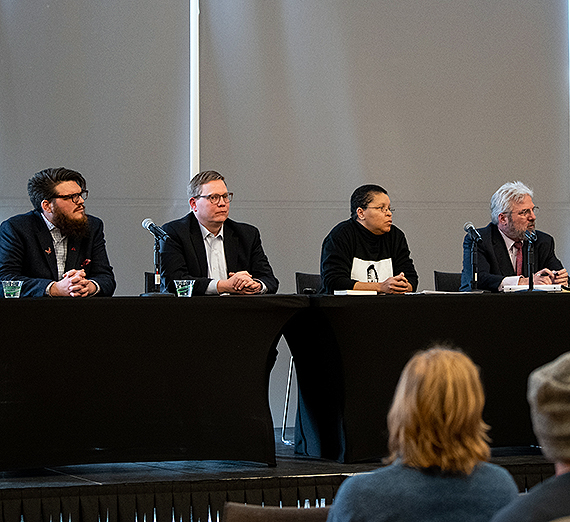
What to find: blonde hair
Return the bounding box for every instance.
[386,346,490,474]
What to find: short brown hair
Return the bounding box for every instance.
[386,346,490,474]
[187,170,226,199]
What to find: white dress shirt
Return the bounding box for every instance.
[199,223,228,295]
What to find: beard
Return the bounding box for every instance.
[505,219,535,241]
[51,205,90,239]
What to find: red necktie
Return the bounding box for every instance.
[514,241,523,276]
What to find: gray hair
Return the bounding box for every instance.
[490,181,533,224]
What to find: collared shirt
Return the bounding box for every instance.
[197,221,267,295]
[41,213,100,296]
[498,229,521,289]
[41,213,67,280]
[199,222,228,295]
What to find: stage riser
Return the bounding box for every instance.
[0,465,554,522]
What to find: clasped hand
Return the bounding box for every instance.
[50,269,95,297]
[218,271,262,294]
[379,272,411,294]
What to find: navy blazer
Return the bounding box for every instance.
[0,210,116,297]
[460,222,563,292]
[159,212,279,295]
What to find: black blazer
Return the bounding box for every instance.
[460,222,563,292]
[159,213,279,295]
[0,210,116,297]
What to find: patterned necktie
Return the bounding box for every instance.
[514,240,523,276]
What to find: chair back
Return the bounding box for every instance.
[221,502,330,522]
[433,271,462,292]
[295,272,322,294]
[145,271,157,293]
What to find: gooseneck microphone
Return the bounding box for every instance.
[525,230,537,243]
[463,222,482,242]
[142,218,170,241]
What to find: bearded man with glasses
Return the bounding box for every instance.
[460,181,567,292]
[160,170,278,295]
[0,167,116,297]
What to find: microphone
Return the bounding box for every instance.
[525,230,537,243]
[463,222,482,242]
[142,218,170,241]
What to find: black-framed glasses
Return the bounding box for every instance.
[195,192,233,204]
[52,190,89,204]
[366,205,394,214]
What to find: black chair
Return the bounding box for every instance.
[144,271,157,293]
[433,271,462,292]
[295,272,322,294]
[280,272,322,445]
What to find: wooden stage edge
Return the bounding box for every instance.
[0,430,555,522]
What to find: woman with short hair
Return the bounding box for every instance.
[327,347,518,522]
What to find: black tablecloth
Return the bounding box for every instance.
[286,292,570,463]
[0,295,307,470]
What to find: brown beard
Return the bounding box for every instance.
[51,206,90,239]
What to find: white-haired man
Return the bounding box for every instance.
[460,181,567,292]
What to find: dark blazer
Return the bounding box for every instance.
[0,210,116,297]
[460,222,563,292]
[159,213,279,295]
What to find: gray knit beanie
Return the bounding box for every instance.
[528,351,570,462]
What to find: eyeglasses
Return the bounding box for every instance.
[509,206,539,217]
[52,190,89,204]
[366,205,394,214]
[195,192,233,204]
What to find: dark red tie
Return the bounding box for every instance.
[514,241,523,276]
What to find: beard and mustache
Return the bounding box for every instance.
[51,204,90,239]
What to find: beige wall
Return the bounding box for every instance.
[0,0,568,427]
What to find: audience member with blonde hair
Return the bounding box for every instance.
[327,346,518,522]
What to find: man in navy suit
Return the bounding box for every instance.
[0,167,116,297]
[460,181,567,292]
[160,170,278,296]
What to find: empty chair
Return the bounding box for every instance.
[280,272,323,445]
[221,502,330,522]
[295,272,322,294]
[433,271,462,292]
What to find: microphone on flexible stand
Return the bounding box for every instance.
[140,218,174,297]
[524,230,537,243]
[463,222,482,242]
[525,230,537,291]
[142,218,170,241]
[464,222,481,290]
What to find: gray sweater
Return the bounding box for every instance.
[327,462,518,522]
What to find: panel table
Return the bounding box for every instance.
[0,295,307,469]
[287,292,570,463]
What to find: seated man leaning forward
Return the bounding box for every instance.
[460,181,567,292]
[320,184,418,294]
[160,170,279,295]
[0,167,116,297]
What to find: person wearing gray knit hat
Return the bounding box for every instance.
[491,352,570,522]
[528,352,570,464]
